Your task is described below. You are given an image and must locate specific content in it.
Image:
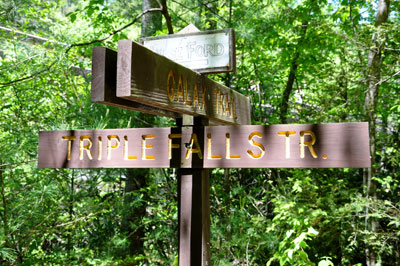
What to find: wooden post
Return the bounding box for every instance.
[178,115,211,266]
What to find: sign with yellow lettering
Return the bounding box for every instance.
[38,122,370,169]
[91,47,180,118]
[116,40,250,125]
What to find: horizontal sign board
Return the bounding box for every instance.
[203,122,370,168]
[91,47,179,118]
[140,28,235,74]
[39,128,179,168]
[38,122,370,169]
[116,40,250,125]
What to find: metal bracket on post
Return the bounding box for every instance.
[178,115,210,266]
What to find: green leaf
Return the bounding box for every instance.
[70,13,77,23]
[307,227,319,236]
[318,258,334,266]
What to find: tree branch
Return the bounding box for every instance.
[170,0,229,25]
[199,0,229,24]
[55,212,99,228]
[384,47,400,52]
[65,7,163,53]
[1,7,167,87]
[375,70,400,86]
[0,25,67,46]
[161,0,174,34]
[0,159,38,169]
[0,61,57,88]
[280,21,308,123]
[0,54,41,71]
[330,27,373,51]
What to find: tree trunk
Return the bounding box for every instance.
[0,163,9,248]
[364,1,390,265]
[141,0,162,37]
[279,21,308,124]
[194,0,203,29]
[121,0,163,258]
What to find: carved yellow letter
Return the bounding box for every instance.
[79,136,93,160]
[142,134,155,160]
[177,75,185,102]
[167,70,175,101]
[185,133,203,160]
[62,136,76,160]
[207,133,222,159]
[278,131,296,158]
[299,130,317,158]
[168,134,182,159]
[185,79,192,106]
[193,83,200,109]
[225,133,240,159]
[201,87,207,111]
[214,89,220,113]
[98,136,102,160]
[107,135,120,160]
[247,132,265,159]
[124,136,137,160]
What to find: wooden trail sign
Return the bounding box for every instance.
[39,23,371,266]
[38,122,370,169]
[140,28,236,74]
[91,46,179,118]
[116,40,251,125]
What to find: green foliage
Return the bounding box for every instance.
[318,257,334,266]
[266,227,319,266]
[0,0,399,265]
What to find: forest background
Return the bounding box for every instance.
[0,0,399,265]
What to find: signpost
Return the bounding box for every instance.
[140,28,235,74]
[37,27,371,266]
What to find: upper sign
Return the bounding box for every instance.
[116,40,250,125]
[91,46,180,118]
[38,122,370,169]
[140,28,235,74]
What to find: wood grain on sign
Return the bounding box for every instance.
[140,28,236,74]
[203,122,370,168]
[38,123,370,169]
[116,40,250,125]
[91,46,179,118]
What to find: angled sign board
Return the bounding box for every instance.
[140,28,236,74]
[116,40,250,125]
[91,47,179,118]
[38,122,370,169]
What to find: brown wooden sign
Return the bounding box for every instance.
[204,122,370,168]
[38,122,370,169]
[116,40,251,125]
[91,47,179,118]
